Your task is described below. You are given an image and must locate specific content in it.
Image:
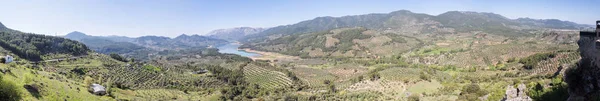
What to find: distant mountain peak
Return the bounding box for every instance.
[190,34,201,37]
[64,31,91,41]
[389,10,413,15]
[68,31,86,35]
[176,34,190,38]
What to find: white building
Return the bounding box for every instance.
[89,84,106,95]
[5,55,13,63]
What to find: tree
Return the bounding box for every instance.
[408,94,420,101]
[109,53,128,62]
[459,83,488,101]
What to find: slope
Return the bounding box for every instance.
[0,23,89,61]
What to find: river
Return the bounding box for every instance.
[216,43,261,57]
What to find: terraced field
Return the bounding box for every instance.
[529,51,580,75]
[379,67,423,82]
[344,79,407,100]
[243,64,293,90]
[290,66,336,90]
[100,66,225,90]
[110,89,221,100]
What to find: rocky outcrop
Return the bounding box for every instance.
[503,84,532,101]
[564,30,600,101]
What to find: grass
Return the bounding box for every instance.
[415,47,451,56]
[0,63,112,101]
[407,80,442,95]
[379,68,422,82]
[142,65,161,72]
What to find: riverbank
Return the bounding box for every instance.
[240,48,300,61]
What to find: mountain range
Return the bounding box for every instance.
[0,9,594,101]
[242,10,591,43]
[64,31,228,60]
[241,10,586,59]
[207,27,265,41]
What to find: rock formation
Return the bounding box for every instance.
[503,84,532,101]
[564,21,600,101]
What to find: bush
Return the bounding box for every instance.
[109,53,128,62]
[507,57,517,63]
[0,78,22,101]
[459,83,488,101]
[142,65,161,72]
[519,52,556,69]
[408,94,420,101]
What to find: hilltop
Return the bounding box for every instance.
[207,27,265,41]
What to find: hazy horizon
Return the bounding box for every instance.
[1,0,598,38]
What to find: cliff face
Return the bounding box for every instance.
[565,31,600,101]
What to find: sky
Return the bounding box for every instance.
[0,0,598,37]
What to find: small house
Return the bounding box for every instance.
[193,69,209,74]
[89,84,106,95]
[5,55,13,63]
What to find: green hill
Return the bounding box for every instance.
[0,24,89,61]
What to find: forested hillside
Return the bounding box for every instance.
[0,24,89,61]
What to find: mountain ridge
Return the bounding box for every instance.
[207,27,265,41]
[63,31,228,60]
[242,10,589,42]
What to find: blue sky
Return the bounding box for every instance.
[0,0,598,37]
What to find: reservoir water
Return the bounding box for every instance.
[217,43,261,57]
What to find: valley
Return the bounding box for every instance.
[0,8,597,101]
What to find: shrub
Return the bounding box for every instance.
[519,52,556,69]
[109,53,128,62]
[419,72,431,81]
[0,78,22,101]
[459,83,488,101]
[408,94,420,101]
[142,65,161,72]
[507,57,517,63]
